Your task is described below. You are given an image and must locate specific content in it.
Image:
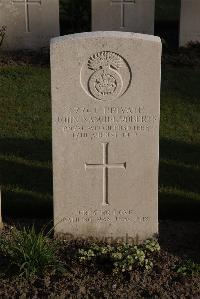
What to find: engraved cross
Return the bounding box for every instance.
[111,0,136,29]
[85,143,126,206]
[12,0,41,33]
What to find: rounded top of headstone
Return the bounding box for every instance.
[50,31,161,47]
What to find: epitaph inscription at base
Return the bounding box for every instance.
[51,32,161,243]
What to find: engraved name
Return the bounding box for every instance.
[55,105,159,140]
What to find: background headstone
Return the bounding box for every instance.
[179,0,200,47]
[0,0,60,51]
[92,0,155,34]
[51,32,161,243]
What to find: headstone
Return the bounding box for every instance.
[92,0,155,34]
[51,32,161,243]
[0,0,60,51]
[179,0,200,47]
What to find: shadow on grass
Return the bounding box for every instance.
[159,220,200,263]
[0,138,53,218]
[1,138,52,162]
[159,138,200,220]
[0,137,199,220]
[159,139,200,260]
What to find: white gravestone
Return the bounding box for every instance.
[92,0,155,34]
[51,32,161,243]
[0,0,60,50]
[179,0,200,47]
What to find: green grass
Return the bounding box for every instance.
[0,226,62,278]
[0,66,52,217]
[0,65,200,220]
[159,67,200,219]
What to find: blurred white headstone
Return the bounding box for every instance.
[180,0,200,46]
[0,0,60,50]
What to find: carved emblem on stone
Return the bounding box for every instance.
[87,52,123,101]
[80,51,131,101]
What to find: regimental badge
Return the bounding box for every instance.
[80,51,132,101]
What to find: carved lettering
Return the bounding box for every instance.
[63,210,150,224]
[56,105,159,140]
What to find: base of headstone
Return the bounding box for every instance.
[54,231,158,245]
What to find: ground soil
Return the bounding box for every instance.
[0,220,199,298]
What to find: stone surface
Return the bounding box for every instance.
[179,0,200,46]
[0,0,60,51]
[51,32,161,243]
[92,0,155,34]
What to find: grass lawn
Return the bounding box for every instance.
[160,66,200,219]
[0,66,52,218]
[0,65,200,219]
